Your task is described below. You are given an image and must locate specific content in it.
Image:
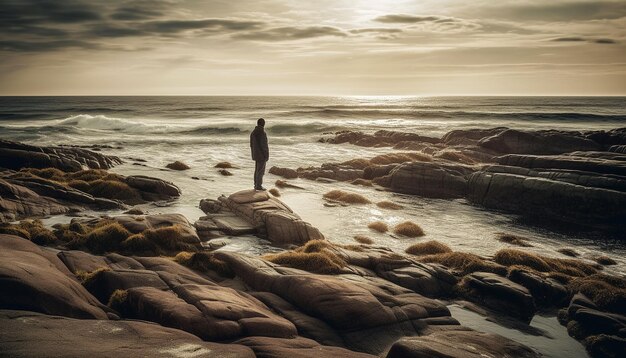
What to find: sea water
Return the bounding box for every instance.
[1,96,625,273]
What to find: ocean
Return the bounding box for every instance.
[1,96,625,271]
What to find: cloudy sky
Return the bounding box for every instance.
[1,0,625,95]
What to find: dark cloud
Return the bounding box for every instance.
[0,0,102,24]
[233,26,347,41]
[375,14,447,24]
[552,37,586,42]
[374,14,479,32]
[478,1,626,21]
[550,37,618,44]
[0,39,99,52]
[349,28,403,34]
[110,7,164,21]
[595,38,617,44]
[142,19,264,33]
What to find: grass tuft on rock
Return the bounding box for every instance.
[142,225,198,252]
[107,289,129,316]
[323,190,371,204]
[568,274,626,315]
[88,180,142,202]
[165,161,190,170]
[376,201,404,210]
[406,240,452,256]
[496,233,533,247]
[0,220,56,245]
[265,250,346,274]
[494,249,599,277]
[22,168,143,204]
[420,252,507,276]
[76,267,110,287]
[269,188,280,197]
[393,221,425,237]
[174,251,234,278]
[84,222,132,254]
[368,221,388,233]
[353,235,373,244]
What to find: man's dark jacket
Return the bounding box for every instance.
[250,125,269,161]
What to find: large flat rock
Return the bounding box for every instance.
[196,190,324,245]
[0,310,254,358]
[0,234,108,319]
[386,328,539,358]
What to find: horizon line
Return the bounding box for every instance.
[1,94,625,97]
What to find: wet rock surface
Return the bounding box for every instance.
[387,328,540,358]
[560,294,626,358]
[0,139,122,171]
[374,161,473,198]
[196,189,324,245]
[0,310,255,358]
[468,153,626,233]
[0,234,108,319]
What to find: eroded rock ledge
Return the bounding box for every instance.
[272,127,626,234]
[195,189,324,245]
[0,141,181,222]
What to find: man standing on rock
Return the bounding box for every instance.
[250,118,269,190]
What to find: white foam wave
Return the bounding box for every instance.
[57,114,174,134]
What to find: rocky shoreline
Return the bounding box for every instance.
[0,131,625,357]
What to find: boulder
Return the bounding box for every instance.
[235,336,376,358]
[386,328,539,358]
[507,268,570,307]
[269,166,299,179]
[0,179,75,222]
[0,234,108,319]
[442,127,507,145]
[479,129,602,155]
[374,161,473,198]
[561,294,626,358]
[124,175,181,199]
[325,130,440,148]
[0,310,255,357]
[207,189,324,245]
[215,251,457,355]
[458,272,536,322]
[0,140,122,172]
[468,160,626,233]
[199,198,222,213]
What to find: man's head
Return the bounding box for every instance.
[257,118,265,127]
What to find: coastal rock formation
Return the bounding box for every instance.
[0,234,108,319]
[374,161,473,198]
[0,178,79,221]
[269,166,299,179]
[468,153,626,232]
[196,189,324,245]
[387,329,539,358]
[215,251,458,354]
[479,129,603,155]
[0,139,121,171]
[458,272,536,322]
[0,169,180,222]
[323,130,440,148]
[0,310,255,358]
[560,294,626,358]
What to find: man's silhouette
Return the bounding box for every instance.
[250,118,269,190]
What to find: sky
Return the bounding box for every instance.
[1,0,625,95]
